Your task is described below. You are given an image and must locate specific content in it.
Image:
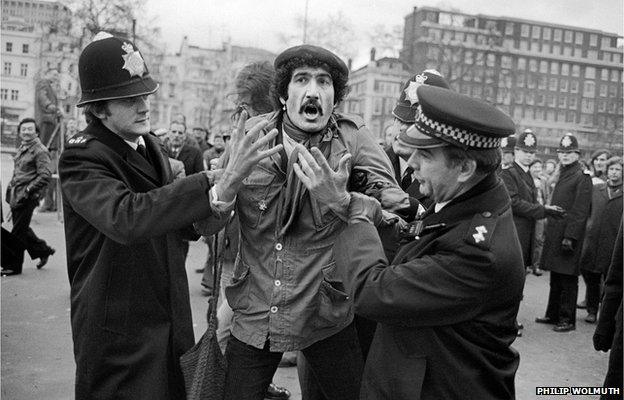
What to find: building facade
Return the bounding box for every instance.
[149,37,275,138]
[341,51,413,143]
[401,6,623,156]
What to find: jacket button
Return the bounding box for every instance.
[274,280,281,286]
[275,243,283,251]
[270,306,278,313]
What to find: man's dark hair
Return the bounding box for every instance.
[83,101,111,122]
[235,61,275,115]
[170,120,186,132]
[442,146,502,176]
[272,57,350,108]
[17,118,40,134]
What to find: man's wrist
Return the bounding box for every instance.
[327,192,351,221]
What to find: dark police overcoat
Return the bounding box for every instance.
[59,120,219,400]
[540,162,592,276]
[580,184,623,274]
[500,162,546,265]
[335,174,525,400]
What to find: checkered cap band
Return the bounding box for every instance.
[414,105,502,149]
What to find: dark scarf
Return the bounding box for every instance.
[277,112,332,237]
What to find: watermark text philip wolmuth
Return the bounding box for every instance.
[536,387,620,396]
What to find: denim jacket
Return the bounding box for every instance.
[197,111,408,351]
[6,138,52,208]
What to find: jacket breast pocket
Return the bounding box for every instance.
[224,258,251,312]
[237,168,275,228]
[315,262,351,328]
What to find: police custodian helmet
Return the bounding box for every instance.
[77,32,158,107]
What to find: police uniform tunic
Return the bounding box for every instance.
[335,173,525,400]
[60,120,219,400]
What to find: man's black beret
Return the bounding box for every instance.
[274,44,348,76]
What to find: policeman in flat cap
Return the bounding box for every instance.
[59,33,281,400]
[500,129,565,279]
[329,85,526,399]
[194,44,408,400]
[387,69,450,212]
[536,133,592,333]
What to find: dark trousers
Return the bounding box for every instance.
[545,271,578,325]
[2,227,24,270]
[11,199,51,273]
[581,270,603,314]
[224,323,363,400]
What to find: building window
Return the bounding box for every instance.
[526,92,535,105]
[558,110,566,122]
[611,70,620,82]
[501,55,512,69]
[564,30,573,43]
[575,32,584,45]
[10,90,18,100]
[560,79,569,92]
[505,22,514,35]
[543,27,552,40]
[558,96,567,108]
[580,114,593,125]
[3,62,11,75]
[530,42,539,52]
[537,93,545,105]
[569,97,578,109]
[566,111,576,122]
[563,46,572,56]
[573,48,582,58]
[550,62,559,75]
[22,43,28,53]
[552,44,560,55]
[597,99,606,112]
[519,40,529,51]
[5,42,12,52]
[549,77,558,91]
[585,67,596,79]
[529,59,537,72]
[601,37,612,48]
[538,77,547,90]
[542,43,550,54]
[532,26,541,39]
[465,51,474,65]
[571,65,581,77]
[0,89,7,100]
[587,50,598,60]
[527,74,537,88]
[589,34,598,46]
[516,73,525,87]
[521,24,530,37]
[514,90,524,103]
[539,61,548,73]
[608,85,617,97]
[373,98,382,115]
[599,84,608,97]
[20,63,27,76]
[561,64,570,76]
[517,57,526,70]
[553,29,562,41]
[570,80,579,93]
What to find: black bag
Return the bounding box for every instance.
[180,230,227,400]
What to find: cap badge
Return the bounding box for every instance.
[524,134,535,147]
[121,42,145,78]
[501,137,508,148]
[472,225,488,243]
[561,135,572,148]
[404,74,428,105]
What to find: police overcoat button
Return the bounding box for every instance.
[258,200,267,211]
[473,225,488,243]
[482,211,492,218]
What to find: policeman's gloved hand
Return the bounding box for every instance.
[561,238,575,253]
[545,205,566,219]
[348,192,382,226]
[593,332,612,352]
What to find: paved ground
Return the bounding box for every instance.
[1,152,611,399]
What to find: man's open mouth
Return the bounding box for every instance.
[300,101,323,120]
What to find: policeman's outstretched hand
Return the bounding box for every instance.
[214,111,283,203]
[544,205,566,219]
[293,145,352,216]
[561,238,575,253]
[593,332,612,352]
[348,192,382,226]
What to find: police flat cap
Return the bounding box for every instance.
[393,69,450,123]
[401,85,516,150]
[77,32,158,106]
[274,44,348,76]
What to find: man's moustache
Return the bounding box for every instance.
[298,100,324,116]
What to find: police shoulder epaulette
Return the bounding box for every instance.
[334,112,366,129]
[464,211,498,250]
[66,134,95,148]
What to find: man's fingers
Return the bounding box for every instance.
[337,153,352,176]
[310,147,333,175]
[247,117,270,137]
[297,151,316,177]
[250,128,278,150]
[253,144,283,162]
[232,109,248,144]
[296,145,321,173]
[293,163,313,189]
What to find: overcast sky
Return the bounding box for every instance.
[145,0,623,67]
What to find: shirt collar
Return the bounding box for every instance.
[515,160,530,173]
[124,135,145,150]
[434,201,450,213]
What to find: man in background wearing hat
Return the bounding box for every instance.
[500,129,566,277]
[309,85,526,399]
[536,133,592,333]
[195,44,408,400]
[59,33,281,400]
[385,69,451,214]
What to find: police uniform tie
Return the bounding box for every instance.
[401,167,414,190]
[136,143,148,160]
